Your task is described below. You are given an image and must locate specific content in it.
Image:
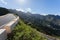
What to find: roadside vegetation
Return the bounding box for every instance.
[7,19,47,40]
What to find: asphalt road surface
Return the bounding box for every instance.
[0,14,16,26]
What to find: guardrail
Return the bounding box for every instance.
[3,16,19,33]
[0,14,19,40]
[0,29,7,40]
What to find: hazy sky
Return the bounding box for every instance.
[0,0,60,15]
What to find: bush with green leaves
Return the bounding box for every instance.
[7,19,47,40]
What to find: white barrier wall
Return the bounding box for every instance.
[0,14,19,33]
[3,16,19,33]
[0,14,19,40]
[0,29,7,40]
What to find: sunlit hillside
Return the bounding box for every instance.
[7,19,47,40]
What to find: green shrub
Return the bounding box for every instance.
[7,19,47,40]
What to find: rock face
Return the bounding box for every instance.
[0,14,19,40]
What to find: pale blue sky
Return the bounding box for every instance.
[0,0,60,15]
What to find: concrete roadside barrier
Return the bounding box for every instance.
[0,29,7,40]
[0,14,19,40]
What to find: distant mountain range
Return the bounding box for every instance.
[8,9,60,36]
[0,7,60,36]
